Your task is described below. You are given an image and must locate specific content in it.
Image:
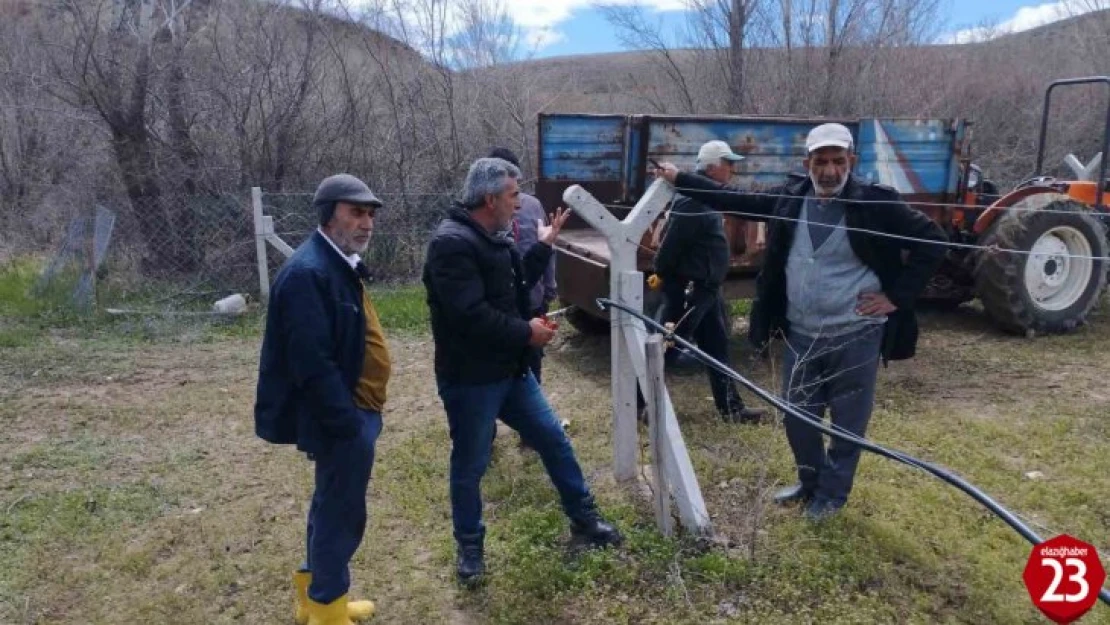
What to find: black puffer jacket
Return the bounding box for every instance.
[422,205,552,384]
[653,194,730,287]
[675,172,948,362]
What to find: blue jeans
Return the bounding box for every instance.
[304,408,382,604]
[437,372,592,541]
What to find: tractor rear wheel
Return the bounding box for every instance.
[973,195,1108,335]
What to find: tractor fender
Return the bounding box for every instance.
[971,186,1061,235]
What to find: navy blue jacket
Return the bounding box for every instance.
[254,231,369,455]
[423,206,553,384]
[675,172,948,362]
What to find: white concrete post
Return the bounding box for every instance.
[621,296,712,535]
[645,335,674,537]
[563,179,674,482]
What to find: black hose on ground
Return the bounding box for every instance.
[596,297,1110,607]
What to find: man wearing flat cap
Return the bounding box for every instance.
[255,173,389,624]
[657,124,947,520]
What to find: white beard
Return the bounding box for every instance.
[810,171,849,197]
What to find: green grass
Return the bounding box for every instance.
[371,284,429,333]
[0,257,83,321]
[0,255,431,348]
[3,281,1110,623]
[728,298,753,317]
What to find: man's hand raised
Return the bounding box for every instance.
[538,206,572,246]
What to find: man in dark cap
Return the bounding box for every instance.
[255,173,389,624]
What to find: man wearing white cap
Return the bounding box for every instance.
[657,124,947,520]
[651,140,766,424]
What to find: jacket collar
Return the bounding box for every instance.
[784,174,811,197]
[309,230,361,277]
[448,204,513,248]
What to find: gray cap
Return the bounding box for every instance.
[313,174,382,208]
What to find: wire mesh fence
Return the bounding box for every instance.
[88,192,258,314]
[257,191,445,290]
[17,187,450,320]
[19,191,254,317]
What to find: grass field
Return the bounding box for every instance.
[2,265,1109,624]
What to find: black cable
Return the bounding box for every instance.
[596,297,1110,607]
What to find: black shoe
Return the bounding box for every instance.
[570,503,624,548]
[803,497,843,521]
[721,407,768,425]
[772,483,814,506]
[456,538,485,583]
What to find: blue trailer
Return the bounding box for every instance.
[535,113,973,330]
[535,96,1110,336]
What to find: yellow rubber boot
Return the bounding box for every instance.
[294,571,375,624]
[305,594,353,625]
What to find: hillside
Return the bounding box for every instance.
[1,3,1108,280]
[486,9,1110,187]
[510,9,1109,108]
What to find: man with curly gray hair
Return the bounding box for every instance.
[423,157,623,584]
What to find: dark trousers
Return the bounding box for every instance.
[780,326,882,505]
[493,310,544,446]
[660,279,746,414]
[305,408,382,603]
[526,346,543,384]
[438,372,592,542]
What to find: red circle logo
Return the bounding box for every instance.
[1023,535,1106,623]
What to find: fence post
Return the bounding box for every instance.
[562,179,673,482]
[645,334,673,537]
[252,187,269,300]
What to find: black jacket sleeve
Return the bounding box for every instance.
[880,196,949,310]
[426,235,534,349]
[277,267,360,440]
[674,172,779,221]
[522,241,554,289]
[653,196,698,276]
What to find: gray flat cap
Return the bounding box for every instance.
[313,174,382,208]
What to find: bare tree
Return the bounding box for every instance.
[685,0,764,112]
[39,0,211,272]
[597,3,699,113]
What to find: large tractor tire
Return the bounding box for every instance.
[973,195,1108,335]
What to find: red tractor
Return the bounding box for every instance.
[933,76,1109,334]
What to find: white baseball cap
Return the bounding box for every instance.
[696,140,744,168]
[805,123,854,152]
